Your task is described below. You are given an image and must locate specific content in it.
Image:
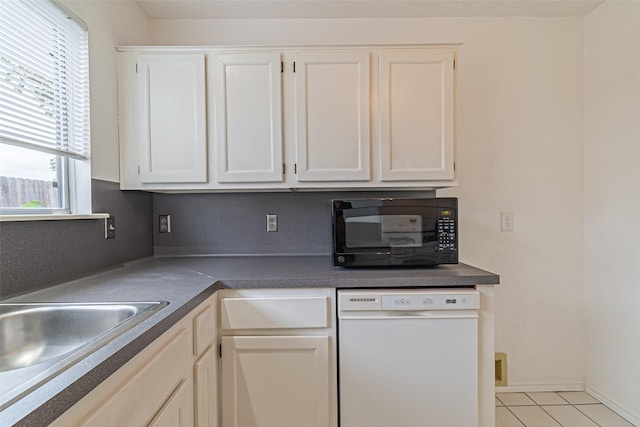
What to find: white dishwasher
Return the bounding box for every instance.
[338,288,479,427]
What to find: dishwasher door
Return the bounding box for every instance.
[338,289,479,427]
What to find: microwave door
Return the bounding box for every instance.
[381,215,422,248]
[344,215,385,248]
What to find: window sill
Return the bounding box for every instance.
[0,213,110,222]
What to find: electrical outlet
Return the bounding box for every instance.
[266,214,278,232]
[501,211,514,231]
[105,217,116,239]
[159,215,171,233]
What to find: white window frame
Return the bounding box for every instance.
[0,0,94,218]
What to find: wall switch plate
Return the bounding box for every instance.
[105,217,116,239]
[501,211,514,231]
[159,214,171,233]
[266,214,278,232]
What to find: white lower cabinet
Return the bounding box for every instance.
[148,377,194,427]
[50,294,218,427]
[222,336,331,427]
[219,288,337,427]
[194,345,219,427]
[49,285,490,427]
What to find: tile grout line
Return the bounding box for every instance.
[499,392,612,427]
[573,403,609,427]
[538,402,603,427]
[536,402,567,427]
[503,405,527,426]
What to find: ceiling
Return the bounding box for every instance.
[134,0,605,20]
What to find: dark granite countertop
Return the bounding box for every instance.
[0,255,499,426]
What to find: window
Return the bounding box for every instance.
[0,0,90,215]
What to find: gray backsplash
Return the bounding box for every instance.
[0,180,153,298]
[153,190,435,256]
[0,186,435,297]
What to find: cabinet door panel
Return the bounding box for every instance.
[379,50,454,181]
[295,52,370,182]
[221,335,332,427]
[194,304,216,358]
[148,378,194,427]
[195,346,218,427]
[81,328,190,426]
[212,53,283,183]
[136,54,207,183]
[221,296,329,330]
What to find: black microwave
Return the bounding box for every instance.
[332,198,458,267]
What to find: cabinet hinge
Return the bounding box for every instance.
[293,61,296,73]
[281,61,284,73]
[294,163,297,174]
[219,344,222,358]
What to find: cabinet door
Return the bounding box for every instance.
[211,53,283,183]
[379,50,455,181]
[148,378,195,427]
[295,51,370,182]
[80,328,190,426]
[195,346,218,427]
[221,335,332,427]
[135,54,207,183]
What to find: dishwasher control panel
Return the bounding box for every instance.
[339,289,479,311]
[381,293,476,310]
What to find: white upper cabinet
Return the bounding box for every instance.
[135,54,207,184]
[294,51,370,182]
[118,46,457,191]
[211,53,284,183]
[379,50,455,181]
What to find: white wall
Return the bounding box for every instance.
[147,17,586,389]
[61,0,148,182]
[584,1,640,424]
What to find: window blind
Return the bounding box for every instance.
[0,0,90,160]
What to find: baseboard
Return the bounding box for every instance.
[585,385,640,427]
[495,382,583,393]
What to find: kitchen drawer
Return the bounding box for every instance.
[193,304,216,357]
[221,296,329,330]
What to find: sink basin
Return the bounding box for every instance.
[0,301,168,409]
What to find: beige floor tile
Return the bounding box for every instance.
[558,391,600,405]
[542,405,599,427]
[575,404,635,427]
[496,392,537,406]
[526,392,569,405]
[510,406,562,427]
[496,396,505,406]
[496,407,525,427]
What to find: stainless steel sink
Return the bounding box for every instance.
[0,301,168,409]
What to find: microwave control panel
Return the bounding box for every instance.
[437,209,457,251]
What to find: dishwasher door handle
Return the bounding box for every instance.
[339,312,479,320]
